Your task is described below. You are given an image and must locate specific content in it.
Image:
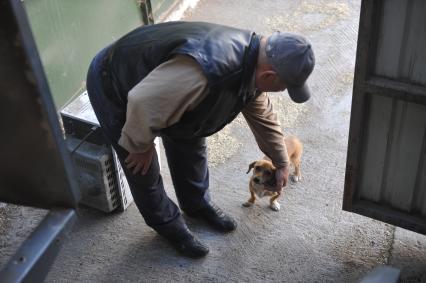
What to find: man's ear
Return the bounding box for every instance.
[246,162,256,174]
[259,70,277,81]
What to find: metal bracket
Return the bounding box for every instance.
[0,209,77,283]
[138,0,154,25]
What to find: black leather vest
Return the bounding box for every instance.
[105,21,260,138]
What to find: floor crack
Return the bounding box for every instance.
[383,225,396,265]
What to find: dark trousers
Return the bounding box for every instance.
[86,48,210,232]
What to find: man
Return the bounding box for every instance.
[86,21,314,258]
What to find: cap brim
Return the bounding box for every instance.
[287,83,311,103]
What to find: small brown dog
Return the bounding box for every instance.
[244,136,303,211]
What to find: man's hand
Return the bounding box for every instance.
[125,146,155,175]
[274,165,289,192]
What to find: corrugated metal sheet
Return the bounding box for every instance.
[358,96,426,215]
[344,0,426,234]
[374,0,426,84]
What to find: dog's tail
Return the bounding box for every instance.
[284,136,303,160]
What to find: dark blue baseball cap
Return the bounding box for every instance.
[265,32,315,103]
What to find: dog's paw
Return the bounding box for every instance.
[243,201,253,207]
[270,202,280,211]
[290,175,301,183]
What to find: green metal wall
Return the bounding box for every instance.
[24,0,143,108]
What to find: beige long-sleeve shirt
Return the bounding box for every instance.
[118,55,289,167]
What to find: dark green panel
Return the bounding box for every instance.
[24,0,142,107]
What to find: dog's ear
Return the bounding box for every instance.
[246,162,256,174]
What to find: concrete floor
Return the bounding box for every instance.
[1,0,425,282]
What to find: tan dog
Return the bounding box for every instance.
[243,136,303,211]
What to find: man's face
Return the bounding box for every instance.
[268,75,287,92]
[255,70,287,92]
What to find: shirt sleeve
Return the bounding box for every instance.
[118,55,209,153]
[241,92,289,168]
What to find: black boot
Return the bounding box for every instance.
[156,222,209,258]
[186,202,237,232]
